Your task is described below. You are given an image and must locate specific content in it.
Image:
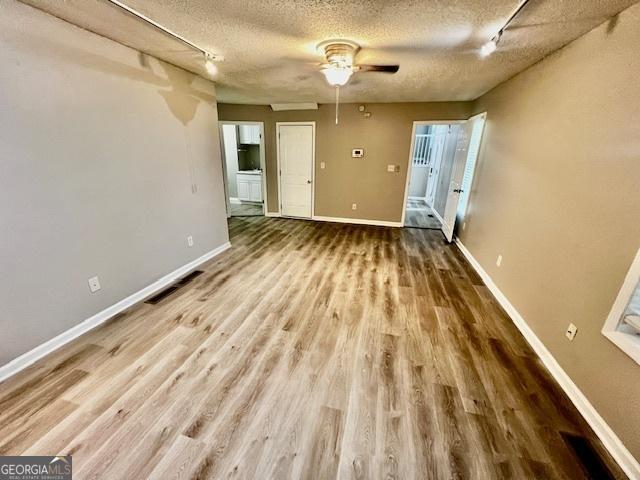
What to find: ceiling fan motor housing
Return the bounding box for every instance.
[320,40,360,67]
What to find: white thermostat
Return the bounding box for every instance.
[352,148,364,158]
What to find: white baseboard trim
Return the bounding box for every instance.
[229,197,241,205]
[0,242,232,384]
[265,211,281,218]
[454,238,640,479]
[312,215,402,228]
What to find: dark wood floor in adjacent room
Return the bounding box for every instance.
[0,217,625,479]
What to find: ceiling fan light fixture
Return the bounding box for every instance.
[321,66,353,86]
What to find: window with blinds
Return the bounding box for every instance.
[602,248,640,365]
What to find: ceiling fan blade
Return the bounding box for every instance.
[357,64,400,73]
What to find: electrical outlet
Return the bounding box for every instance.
[88,276,101,293]
[496,254,502,267]
[187,235,194,247]
[566,323,578,341]
[320,162,326,169]
[352,203,357,210]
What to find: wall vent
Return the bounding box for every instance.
[560,432,615,479]
[145,270,204,305]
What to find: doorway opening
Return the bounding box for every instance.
[402,113,486,241]
[403,122,461,230]
[219,122,267,217]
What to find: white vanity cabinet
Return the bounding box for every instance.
[236,171,263,202]
[238,125,261,145]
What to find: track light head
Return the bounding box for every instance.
[480,34,501,57]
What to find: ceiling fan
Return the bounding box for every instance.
[317,40,399,124]
[317,40,399,86]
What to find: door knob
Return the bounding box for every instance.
[453,188,463,193]
[307,180,312,184]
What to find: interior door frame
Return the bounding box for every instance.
[276,121,316,219]
[401,120,467,227]
[218,121,268,216]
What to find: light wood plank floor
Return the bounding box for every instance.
[0,217,625,479]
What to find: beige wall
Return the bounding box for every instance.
[218,102,472,221]
[0,1,229,365]
[460,3,640,459]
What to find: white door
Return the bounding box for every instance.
[456,113,486,225]
[441,120,474,242]
[278,124,314,218]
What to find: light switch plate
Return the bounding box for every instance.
[320,162,326,169]
[187,235,194,247]
[496,254,503,267]
[387,164,397,172]
[566,323,578,341]
[88,276,101,293]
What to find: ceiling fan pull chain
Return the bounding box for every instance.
[335,85,340,125]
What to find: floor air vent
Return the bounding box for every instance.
[177,270,204,285]
[560,432,615,480]
[145,270,204,305]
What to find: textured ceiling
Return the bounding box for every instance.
[19,0,638,103]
